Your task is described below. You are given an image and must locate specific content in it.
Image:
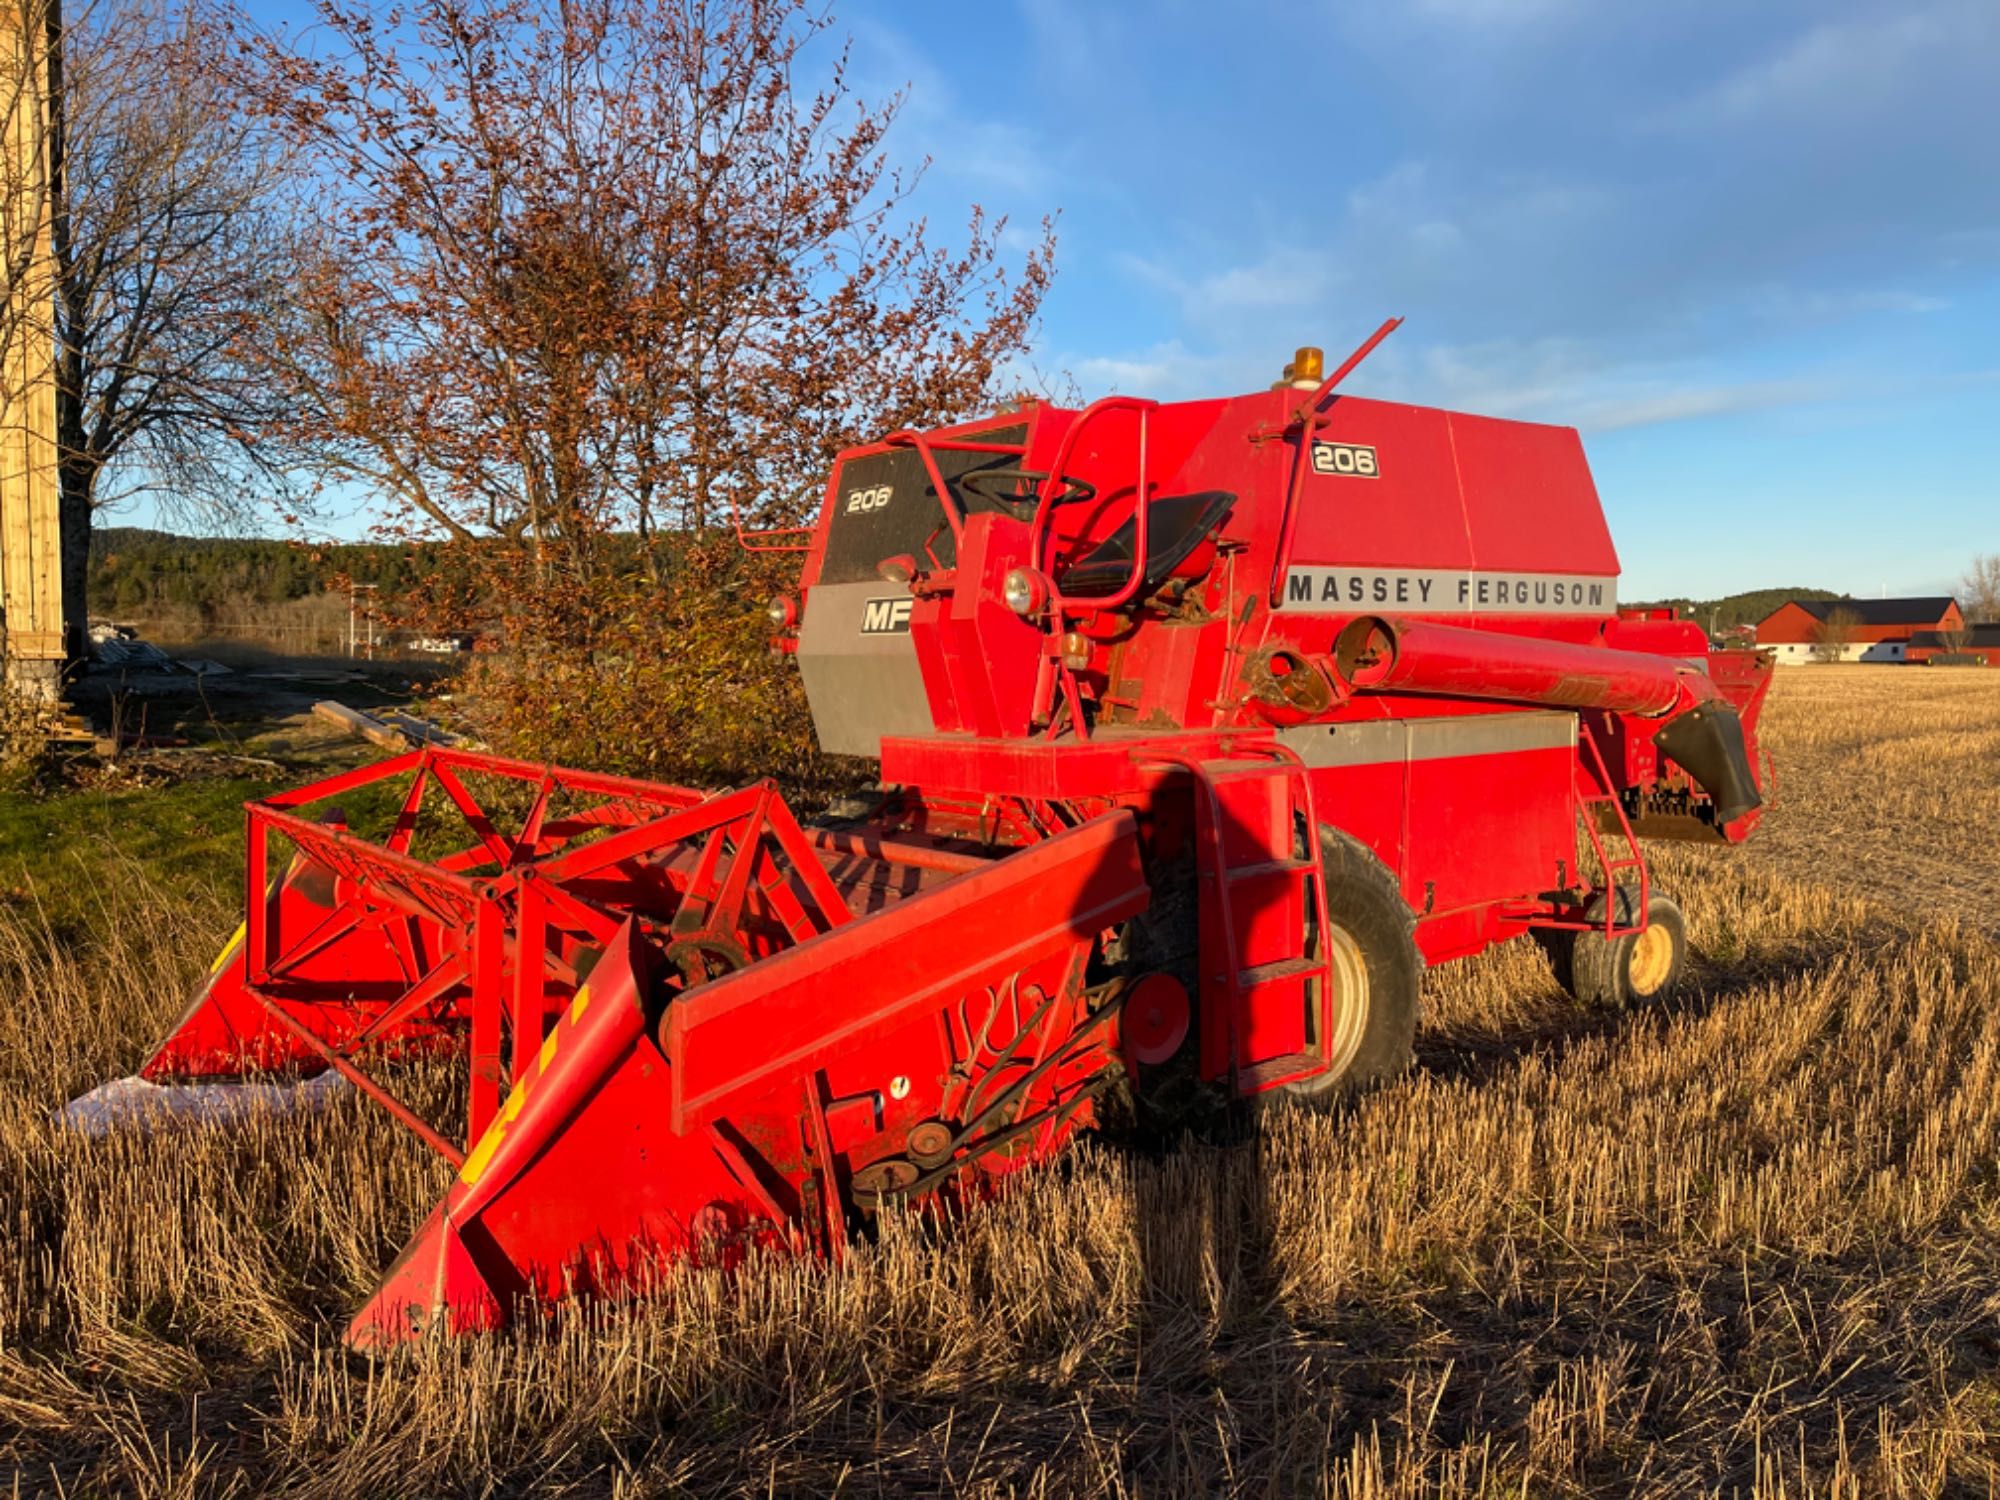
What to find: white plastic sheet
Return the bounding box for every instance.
[58,1070,352,1137]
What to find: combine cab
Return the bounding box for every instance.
[105,322,1772,1345]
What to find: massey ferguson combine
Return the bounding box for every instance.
[106,320,1772,1347]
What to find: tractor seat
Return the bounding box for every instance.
[1057,490,1235,600]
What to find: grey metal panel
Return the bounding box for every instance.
[796,580,936,758]
[1279,710,1576,769]
[1279,718,1409,769]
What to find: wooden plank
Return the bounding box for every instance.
[377,710,469,748]
[313,699,413,753]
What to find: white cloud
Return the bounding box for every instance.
[1424,339,1851,431]
[1567,376,1854,432]
[947,0,2000,455]
[1044,324,1875,430]
[1745,286,1950,322]
[1935,227,2000,270]
[1042,339,1264,402]
[1017,0,1137,90]
[1389,344,2000,433]
[1658,2,1983,131]
[1115,244,1343,327]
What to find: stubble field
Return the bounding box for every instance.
[3,665,1999,1496]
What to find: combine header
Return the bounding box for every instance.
[107,322,1771,1345]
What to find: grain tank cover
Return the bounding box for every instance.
[1275,399,1620,618]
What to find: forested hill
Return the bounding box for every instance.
[88,528,433,616]
[91,526,1842,637]
[1630,587,1844,633]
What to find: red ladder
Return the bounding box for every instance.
[1140,744,1337,1097]
[1569,730,1649,937]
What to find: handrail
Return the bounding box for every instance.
[1032,396,1160,580]
[1030,395,1160,608]
[728,430,1029,558]
[1021,397,1161,737]
[881,430,1032,552]
[727,494,816,554]
[1266,316,1402,606]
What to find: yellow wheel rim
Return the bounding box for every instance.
[1319,921,1372,1076]
[1628,922,1675,995]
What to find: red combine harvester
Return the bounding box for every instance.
[111,321,1772,1347]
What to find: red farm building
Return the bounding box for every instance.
[1755,597,1964,665]
[1906,622,2000,666]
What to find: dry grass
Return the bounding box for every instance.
[4,666,2000,1495]
[1749,667,2000,933]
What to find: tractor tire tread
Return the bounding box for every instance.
[1280,826,1420,1106]
[1570,889,1686,1009]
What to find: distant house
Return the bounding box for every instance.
[1906,623,2000,667]
[1754,597,1964,664]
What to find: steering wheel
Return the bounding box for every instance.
[959,468,1097,517]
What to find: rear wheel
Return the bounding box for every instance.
[1549,889,1687,1009]
[1280,828,1420,1106]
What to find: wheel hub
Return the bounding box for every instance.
[1123,973,1190,1065]
[1628,922,1674,995]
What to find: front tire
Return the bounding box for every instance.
[1280,827,1420,1105]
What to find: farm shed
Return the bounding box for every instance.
[1906,623,2000,666]
[1755,597,1963,665]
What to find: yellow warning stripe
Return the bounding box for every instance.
[458,1085,526,1187]
[209,922,246,976]
[456,983,591,1188]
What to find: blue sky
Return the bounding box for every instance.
[834,0,1999,600]
[155,0,1997,603]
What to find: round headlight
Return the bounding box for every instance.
[1001,567,1046,617]
[767,594,797,630]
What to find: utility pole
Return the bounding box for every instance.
[348,582,377,659]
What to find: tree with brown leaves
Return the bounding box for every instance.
[237,0,1055,782]
[244,0,1054,608]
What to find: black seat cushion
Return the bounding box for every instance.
[1058,490,1235,599]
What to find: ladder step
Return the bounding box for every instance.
[1226,858,1315,881]
[1236,1052,1329,1092]
[1205,759,1296,783]
[1237,957,1322,989]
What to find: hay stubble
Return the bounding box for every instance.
[3,666,1999,1495]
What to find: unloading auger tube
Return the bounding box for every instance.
[72,326,1775,1345]
[1332,615,1764,825]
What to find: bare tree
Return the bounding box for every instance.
[0,0,293,657]
[1813,605,1863,663]
[1962,554,2000,625]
